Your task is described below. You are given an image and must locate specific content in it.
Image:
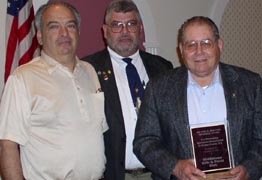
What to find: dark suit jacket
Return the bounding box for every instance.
[82,49,173,180]
[133,63,262,180]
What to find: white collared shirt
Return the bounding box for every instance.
[108,47,149,169]
[0,51,108,180]
[187,66,227,126]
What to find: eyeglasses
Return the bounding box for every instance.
[183,39,216,52]
[107,20,139,33]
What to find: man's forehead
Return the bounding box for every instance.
[110,11,137,21]
[184,24,213,37]
[43,5,74,18]
[42,8,75,23]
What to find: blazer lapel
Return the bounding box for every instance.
[220,63,242,154]
[94,50,126,132]
[140,51,153,77]
[170,67,193,157]
[139,51,162,78]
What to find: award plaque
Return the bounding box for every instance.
[190,123,235,180]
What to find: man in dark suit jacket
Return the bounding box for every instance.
[134,16,262,180]
[83,1,173,180]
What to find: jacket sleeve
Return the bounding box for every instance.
[241,75,262,179]
[133,78,178,180]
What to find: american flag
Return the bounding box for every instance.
[5,0,39,82]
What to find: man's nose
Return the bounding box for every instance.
[60,26,69,36]
[121,24,129,33]
[195,43,204,54]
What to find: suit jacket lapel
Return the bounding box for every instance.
[170,67,193,157]
[94,49,126,132]
[140,51,152,77]
[220,63,241,154]
[139,51,159,78]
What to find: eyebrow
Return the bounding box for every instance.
[46,21,59,27]
[111,19,137,23]
[46,20,77,27]
[184,38,214,43]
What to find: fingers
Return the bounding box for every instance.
[173,159,206,180]
[228,166,250,180]
[192,167,206,178]
[229,166,241,175]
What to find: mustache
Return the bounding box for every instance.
[57,36,71,44]
[195,58,206,61]
[193,54,210,61]
[117,34,133,41]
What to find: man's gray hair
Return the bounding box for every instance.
[178,16,220,44]
[35,1,81,31]
[104,0,142,24]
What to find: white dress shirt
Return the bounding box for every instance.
[108,47,149,169]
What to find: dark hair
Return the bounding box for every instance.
[35,1,81,31]
[178,16,220,43]
[104,0,141,24]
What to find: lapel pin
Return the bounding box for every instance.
[104,75,108,81]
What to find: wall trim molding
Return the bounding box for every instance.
[209,0,229,28]
[133,0,159,54]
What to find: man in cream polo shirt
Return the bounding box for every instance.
[0,2,107,180]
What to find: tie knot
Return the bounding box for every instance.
[122,57,132,64]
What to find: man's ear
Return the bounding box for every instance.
[179,43,183,57]
[36,30,43,45]
[139,24,144,39]
[139,23,143,33]
[217,38,224,52]
[102,24,107,39]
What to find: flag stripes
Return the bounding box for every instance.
[5,0,39,82]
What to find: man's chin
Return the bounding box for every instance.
[59,47,74,55]
[117,44,137,52]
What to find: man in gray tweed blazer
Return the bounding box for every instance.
[134,16,262,180]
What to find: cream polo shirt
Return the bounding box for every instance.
[0,52,108,180]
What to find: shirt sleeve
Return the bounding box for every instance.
[0,74,31,146]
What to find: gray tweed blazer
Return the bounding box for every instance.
[134,63,262,180]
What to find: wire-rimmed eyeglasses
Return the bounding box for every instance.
[107,20,139,33]
[183,39,217,52]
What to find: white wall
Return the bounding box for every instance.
[0,0,227,93]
